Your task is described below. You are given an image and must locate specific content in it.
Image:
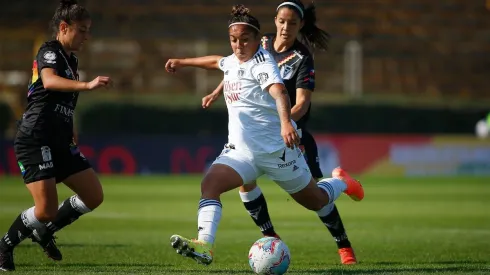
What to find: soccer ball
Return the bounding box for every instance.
[248,237,291,275]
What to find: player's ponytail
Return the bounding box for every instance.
[228,4,261,36]
[50,0,91,38]
[301,2,330,51]
[276,0,330,51]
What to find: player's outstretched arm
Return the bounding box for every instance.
[267,83,300,149]
[41,68,112,92]
[166,56,223,73]
[202,81,224,109]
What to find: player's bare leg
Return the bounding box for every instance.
[170,164,243,265]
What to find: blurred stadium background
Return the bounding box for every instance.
[0,1,489,274]
[1,0,489,176]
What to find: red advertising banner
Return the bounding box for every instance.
[1,135,489,177]
[315,134,490,176]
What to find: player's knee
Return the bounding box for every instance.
[300,192,328,211]
[82,190,104,210]
[35,206,58,222]
[201,180,222,200]
[303,200,326,212]
[240,182,257,192]
[94,190,104,208]
[201,165,242,199]
[87,193,104,210]
[200,172,222,199]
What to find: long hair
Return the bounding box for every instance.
[277,0,330,51]
[50,0,90,38]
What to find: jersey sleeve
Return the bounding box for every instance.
[251,58,284,91]
[218,55,232,72]
[36,46,62,73]
[296,55,315,91]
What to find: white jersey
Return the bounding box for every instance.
[218,47,296,153]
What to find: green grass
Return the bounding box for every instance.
[1,175,490,274]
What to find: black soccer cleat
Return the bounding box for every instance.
[31,233,62,261]
[0,250,15,272]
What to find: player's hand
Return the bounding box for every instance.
[165,59,182,73]
[86,76,112,90]
[281,122,300,149]
[202,92,220,109]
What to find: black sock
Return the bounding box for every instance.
[319,205,351,249]
[44,196,88,236]
[0,214,33,252]
[243,194,277,237]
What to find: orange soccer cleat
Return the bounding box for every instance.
[332,167,364,201]
[338,247,357,265]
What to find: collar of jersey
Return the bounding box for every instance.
[269,35,299,54]
[51,40,74,60]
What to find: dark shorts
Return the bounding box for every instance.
[14,129,91,184]
[299,129,323,179]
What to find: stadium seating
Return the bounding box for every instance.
[0,0,488,98]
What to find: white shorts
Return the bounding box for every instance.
[212,144,312,194]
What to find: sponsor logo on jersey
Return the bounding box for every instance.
[223,80,242,92]
[39,162,54,170]
[224,92,241,104]
[54,104,75,118]
[278,160,296,169]
[223,80,242,104]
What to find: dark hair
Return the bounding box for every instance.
[50,0,90,38]
[277,0,330,51]
[228,4,261,35]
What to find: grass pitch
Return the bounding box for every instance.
[1,175,489,274]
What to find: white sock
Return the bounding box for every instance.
[69,195,92,214]
[197,199,222,245]
[45,195,92,233]
[21,207,46,231]
[239,186,262,202]
[316,202,335,217]
[317,178,347,204]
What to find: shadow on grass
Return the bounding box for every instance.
[22,243,130,248]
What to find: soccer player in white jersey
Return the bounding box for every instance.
[204,0,359,265]
[164,4,364,266]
